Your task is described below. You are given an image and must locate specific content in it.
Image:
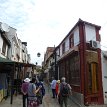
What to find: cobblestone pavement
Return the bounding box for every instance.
[0,83,78,107]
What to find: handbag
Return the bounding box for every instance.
[28,99,39,107]
[27,84,39,107]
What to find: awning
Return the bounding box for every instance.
[0,56,36,104]
[0,56,35,67]
[0,56,15,63]
[15,62,35,67]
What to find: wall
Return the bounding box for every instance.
[6,27,16,41]
[74,26,79,45]
[85,24,96,42]
[22,44,27,63]
[101,51,107,104]
[59,26,79,56]
[6,27,17,60]
[0,34,8,58]
[0,34,3,56]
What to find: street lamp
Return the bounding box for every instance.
[36,52,41,78]
[36,62,38,65]
[37,52,41,57]
[36,52,41,65]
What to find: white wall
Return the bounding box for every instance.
[27,54,31,63]
[6,27,17,60]
[101,51,107,104]
[6,27,16,42]
[60,45,62,56]
[85,24,96,42]
[22,44,28,63]
[59,26,79,56]
[5,45,8,57]
[0,23,30,64]
[74,26,79,45]
[65,37,69,52]
[56,48,60,60]
[19,39,23,62]
[6,27,21,62]
[11,41,15,61]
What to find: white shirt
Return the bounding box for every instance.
[51,80,57,89]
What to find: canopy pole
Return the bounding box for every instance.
[10,63,15,104]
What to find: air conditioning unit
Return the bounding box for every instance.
[90,40,99,49]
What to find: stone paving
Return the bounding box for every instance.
[1,83,107,107]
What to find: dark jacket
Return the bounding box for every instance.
[35,81,45,96]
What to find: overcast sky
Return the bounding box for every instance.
[0,0,107,65]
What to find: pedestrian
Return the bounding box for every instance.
[21,78,30,107]
[55,80,60,98]
[35,78,45,104]
[50,77,57,98]
[27,77,42,107]
[59,77,72,107]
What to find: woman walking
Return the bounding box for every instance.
[27,77,42,107]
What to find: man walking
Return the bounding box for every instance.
[50,77,57,98]
[21,78,30,107]
[59,77,72,107]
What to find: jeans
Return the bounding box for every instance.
[52,89,56,98]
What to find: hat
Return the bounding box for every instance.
[57,80,60,83]
[24,78,30,82]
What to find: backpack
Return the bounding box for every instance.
[61,83,69,97]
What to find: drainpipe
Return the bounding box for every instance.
[83,22,87,104]
[55,50,57,79]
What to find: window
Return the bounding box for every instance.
[69,34,74,48]
[2,40,6,55]
[62,42,65,54]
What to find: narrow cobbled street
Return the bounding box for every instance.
[0,83,78,107]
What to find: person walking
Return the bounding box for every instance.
[59,77,72,107]
[35,78,45,104]
[55,80,60,98]
[50,77,57,98]
[27,77,42,107]
[21,78,30,107]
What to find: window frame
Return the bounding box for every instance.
[69,34,74,48]
[2,40,6,55]
[62,42,65,54]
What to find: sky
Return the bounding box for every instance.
[0,0,107,65]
